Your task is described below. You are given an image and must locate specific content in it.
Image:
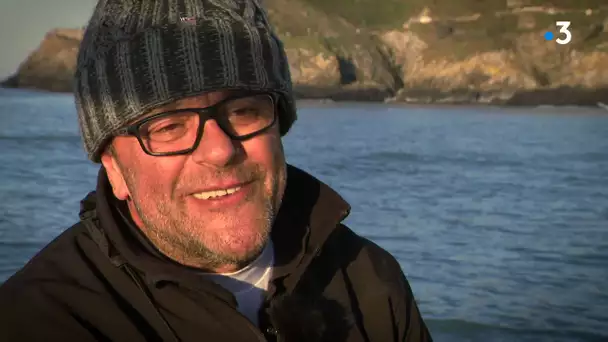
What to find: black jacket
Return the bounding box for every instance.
[0,165,432,341]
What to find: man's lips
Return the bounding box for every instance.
[192,185,242,200]
[189,180,253,200]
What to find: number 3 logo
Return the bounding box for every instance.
[556,21,572,45]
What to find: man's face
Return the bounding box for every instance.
[101,90,287,272]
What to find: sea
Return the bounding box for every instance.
[1,87,607,341]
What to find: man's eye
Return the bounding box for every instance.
[230,107,264,119]
[233,107,258,114]
[150,123,183,133]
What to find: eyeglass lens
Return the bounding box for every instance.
[137,94,275,154]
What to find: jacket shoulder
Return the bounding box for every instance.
[329,224,407,292]
[1,222,91,286]
[325,224,433,341]
[0,222,116,340]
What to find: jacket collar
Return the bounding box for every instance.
[81,164,351,293]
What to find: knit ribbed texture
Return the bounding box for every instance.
[74,0,296,162]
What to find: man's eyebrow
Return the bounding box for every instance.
[153,101,181,113]
[142,90,247,117]
[141,101,183,118]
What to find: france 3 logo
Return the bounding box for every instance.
[543,21,572,45]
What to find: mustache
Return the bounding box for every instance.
[173,164,264,194]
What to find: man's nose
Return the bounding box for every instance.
[190,119,237,166]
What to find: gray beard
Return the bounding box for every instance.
[133,197,275,271]
[115,138,287,271]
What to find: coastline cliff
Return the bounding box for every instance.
[2,29,83,93]
[3,0,608,105]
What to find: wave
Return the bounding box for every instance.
[0,87,72,98]
[358,150,530,167]
[361,151,425,162]
[0,135,81,142]
[426,318,607,342]
[0,240,44,249]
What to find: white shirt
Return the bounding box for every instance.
[202,241,274,326]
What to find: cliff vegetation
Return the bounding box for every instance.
[3,0,608,105]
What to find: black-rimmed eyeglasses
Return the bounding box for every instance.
[115,93,278,156]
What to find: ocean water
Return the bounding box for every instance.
[1,88,607,341]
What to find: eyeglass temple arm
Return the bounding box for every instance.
[114,126,133,136]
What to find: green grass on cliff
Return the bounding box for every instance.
[298,0,608,30]
[265,0,608,89]
[411,7,607,60]
[299,0,414,30]
[265,0,385,59]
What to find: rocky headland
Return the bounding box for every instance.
[3,0,608,105]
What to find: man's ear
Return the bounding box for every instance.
[100,145,130,200]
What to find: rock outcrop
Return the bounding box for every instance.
[3,1,608,105]
[3,29,82,92]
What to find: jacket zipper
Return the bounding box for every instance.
[125,264,268,341]
[231,306,268,342]
[122,265,181,342]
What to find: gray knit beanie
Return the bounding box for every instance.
[74,0,296,162]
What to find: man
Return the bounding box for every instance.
[0,0,432,341]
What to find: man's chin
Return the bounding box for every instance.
[192,206,273,264]
[215,234,269,263]
[186,223,268,264]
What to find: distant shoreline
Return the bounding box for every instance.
[2,83,608,110]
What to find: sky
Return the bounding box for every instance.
[0,0,98,79]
